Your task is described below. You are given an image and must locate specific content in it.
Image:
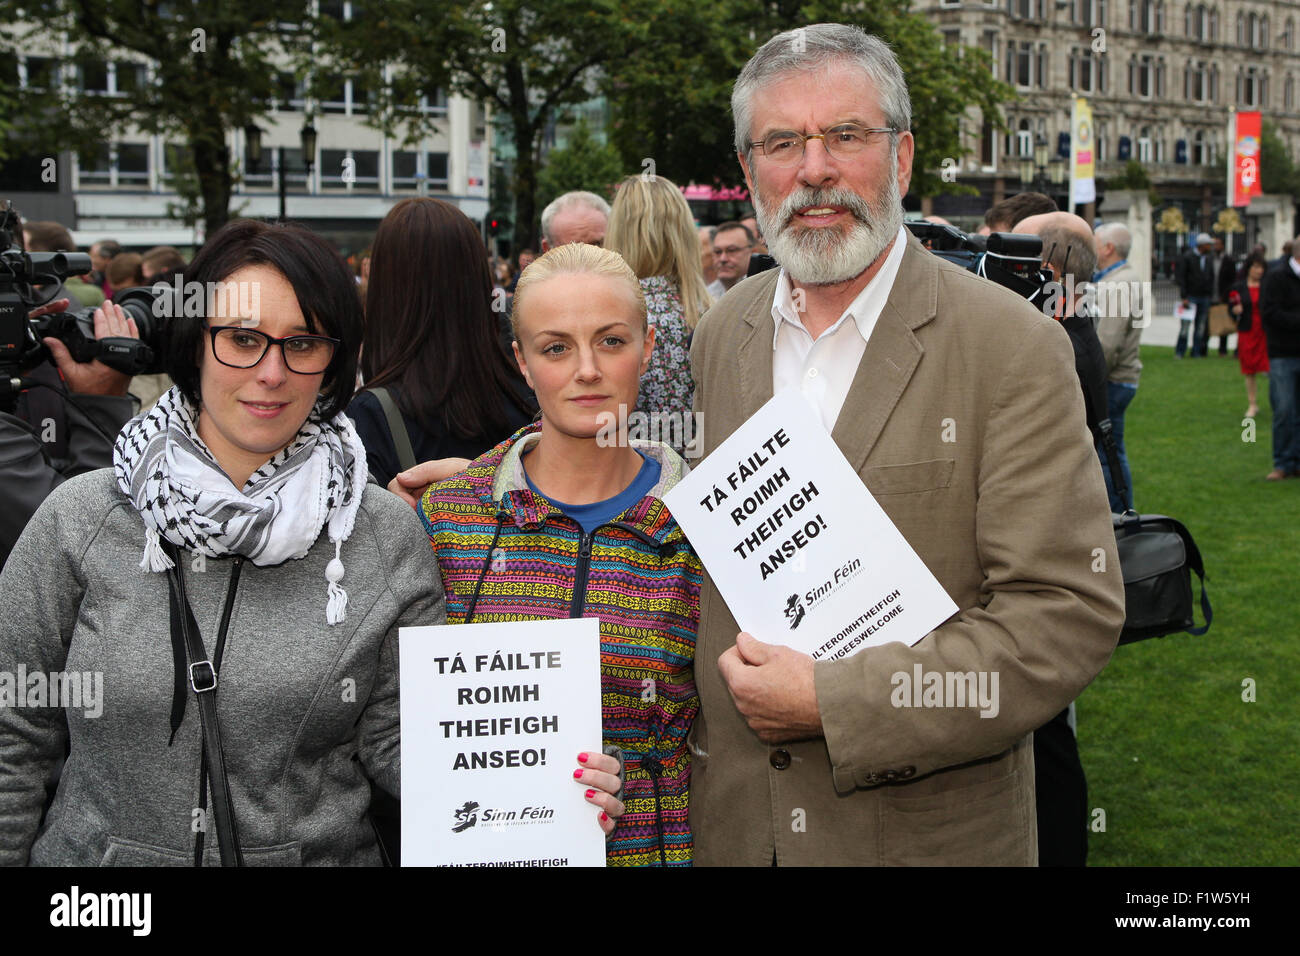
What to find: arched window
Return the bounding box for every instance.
[1137,125,1153,162]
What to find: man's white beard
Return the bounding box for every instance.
[755,171,903,286]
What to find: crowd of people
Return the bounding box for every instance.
[1,19,1293,870]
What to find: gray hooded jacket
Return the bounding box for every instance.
[0,469,444,866]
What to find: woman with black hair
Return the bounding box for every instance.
[0,219,444,866]
[347,198,537,488]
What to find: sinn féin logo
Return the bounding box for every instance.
[451,802,557,833]
[452,801,480,833]
[784,593,806,629]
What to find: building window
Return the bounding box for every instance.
[984,31,998,79]
[1130,54,1157,97]
[1073,0,1105,26]
[1009,0,1040,18]
[1286,75,1295,111]
[426,151,449,186]
[76,57,109,94]
[77,144,112,186]
[1070,47,1102,92]
[275,71,304,112]
[980,116,995,166]
[1241,67,1265,106]
[1186,59,1212,103]
[942,29,962,48]
[21,56,58,91]
[116,143,149,186]
[321,149,380,190]
[113,62,148,95]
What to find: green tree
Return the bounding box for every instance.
[321,0,640,251]
[1260,119,1300,197]
[603,0,1013,198]
[1,1,314,236]
[535,118,624,214]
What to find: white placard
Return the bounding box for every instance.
[400,618,605,867]
[1173,301,1197,322]
[665,389,958,661]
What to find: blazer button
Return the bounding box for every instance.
[900,766,916,779]
[770,748,791,770]
[884,769,899,781]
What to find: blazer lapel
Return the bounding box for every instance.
[831,231,939,473]
[736,269,781,420]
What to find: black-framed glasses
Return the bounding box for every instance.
[206,324,340,374]
[749,123,898,166]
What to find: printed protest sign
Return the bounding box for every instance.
[400,617,605,867]
[664,389,957,661]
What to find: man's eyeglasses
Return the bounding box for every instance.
[206,325,339,374]
[750,123,898,166]
[713,245,751,257]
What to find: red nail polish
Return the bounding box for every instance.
[585,789,595,798]
[577,752,589,763]
[573,769,583,779]
[600,812,609,822]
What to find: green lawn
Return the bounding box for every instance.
[1081,345,1300,866]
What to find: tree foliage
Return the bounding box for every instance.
[603,0,1014,199]
[320,0,640,251]
[1260,119,1300,198]
[535,118,624,213]
[1,0,315,235]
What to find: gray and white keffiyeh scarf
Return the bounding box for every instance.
[113,386,368,625]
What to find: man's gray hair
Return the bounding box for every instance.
[1039,223,1097,287]
[732,23,912,158]
[1095,222,1132,260]
[540,191,611,245]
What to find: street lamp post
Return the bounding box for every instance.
[1017,134,1067,208]
[244,122,318,221]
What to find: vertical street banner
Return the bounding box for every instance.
[1228,111,1262,208]
[663,390,958,662]
[399,617,605,867]
[1070,97,1096,208]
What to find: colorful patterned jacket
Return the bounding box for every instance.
[419,422,701,866]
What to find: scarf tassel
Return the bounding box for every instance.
[141,528,176,572]
[325,539,347,625]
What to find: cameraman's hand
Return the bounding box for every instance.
[43,301,138,397]
[27,297,72,321]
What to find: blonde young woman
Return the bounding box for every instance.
[418,243,701,865]
[604,175,713,456]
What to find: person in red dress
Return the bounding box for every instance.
[1230,252,1271,419]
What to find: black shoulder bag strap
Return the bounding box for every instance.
[163,541,244,866]
[1167,515,1213,636]
[371,386,417,473]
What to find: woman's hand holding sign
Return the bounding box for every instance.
[719,632,823,743]
[574,750,624,835]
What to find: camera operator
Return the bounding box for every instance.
[1014,210,1112,869]
[1,297,139,569]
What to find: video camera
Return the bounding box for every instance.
[0,202,167,403]
[904,221,1053,305]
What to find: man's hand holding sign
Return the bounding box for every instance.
[719,632,822,743]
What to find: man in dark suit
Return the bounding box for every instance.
[1175,233,1216,357]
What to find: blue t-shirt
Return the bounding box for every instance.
[524,451,661,534]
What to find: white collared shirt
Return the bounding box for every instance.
[772,226,908,432]
[1289,256,1300,278]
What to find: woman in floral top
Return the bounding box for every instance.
[606,176,714,457]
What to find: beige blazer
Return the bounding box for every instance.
[687,230,1125,866]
